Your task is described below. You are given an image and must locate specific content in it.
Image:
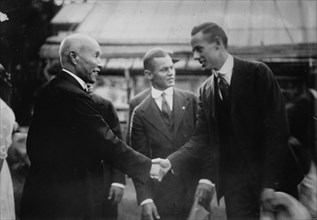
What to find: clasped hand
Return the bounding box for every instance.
[150,158,171,182]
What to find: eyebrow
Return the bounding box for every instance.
[192,46,201,52]
[160,64,173,70]
[160,66,169,70]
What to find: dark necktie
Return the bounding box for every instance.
[161,92,171,119]
[217,74,230,101]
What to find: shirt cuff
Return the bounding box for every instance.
[140,199,154,206]
[199,179,215,187]
[111,183,125,189]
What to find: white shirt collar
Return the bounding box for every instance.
[151,86,173,99]
[215,54,233,85]
[62,68,87,91]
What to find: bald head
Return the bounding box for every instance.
[59,34,100,67]
[59,33,102,83]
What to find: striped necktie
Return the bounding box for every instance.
[161,92,171,119]
[217,74,230,101]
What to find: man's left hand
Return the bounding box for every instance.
[260,187,276,212]
[195,182,214,210]
[108,185,124,205]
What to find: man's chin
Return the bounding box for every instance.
[200,64,207,70]
[168,82,175,87]
[88,75,97,82]
[89,73,98,82]
[87,79,96,84]
[201,65,212,71]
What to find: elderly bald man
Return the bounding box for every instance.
[20,34,156,219]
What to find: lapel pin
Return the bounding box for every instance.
[182,106,185,110]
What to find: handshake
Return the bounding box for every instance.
[149,158,172,182]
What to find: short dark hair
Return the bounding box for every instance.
[191,22,228,49]
[143,48,170,71]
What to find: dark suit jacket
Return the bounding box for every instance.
[168,57,290,197]
[21,71,151,219]
[131,88,201,217]
[126,88,151,144]
[287,89,317,163]
[89,93,126,218]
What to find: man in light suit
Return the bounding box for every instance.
[20,34,157,219]
[153,23,295,219]
[130,48,202,220]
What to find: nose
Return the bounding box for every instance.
[97,57,103,69]
[168,67,175,76]
[193,51,200,60]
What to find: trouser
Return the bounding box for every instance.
[223,171,261,220]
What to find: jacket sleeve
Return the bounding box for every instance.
[130,108,153,204]
[255,62,290,189]
[105,101,126,185]
[126,100,136,146]
[71,95,151,185]
[168,85,214,182]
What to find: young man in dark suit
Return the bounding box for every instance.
[126,58,179,145]
[130,48,202,220]
[20,34,158,219]
[152,23,294,219]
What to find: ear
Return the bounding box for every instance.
[144,70,153,80]
[214,36,222,49]
[68,51,78,65]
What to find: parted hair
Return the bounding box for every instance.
[143,48,170,71]
[191,22,228,49]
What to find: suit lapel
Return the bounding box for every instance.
[58,71,86,92]
[141,96,173,142]
[230,58,248,112]
[204,74,217,121]
[172,89,189,135]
